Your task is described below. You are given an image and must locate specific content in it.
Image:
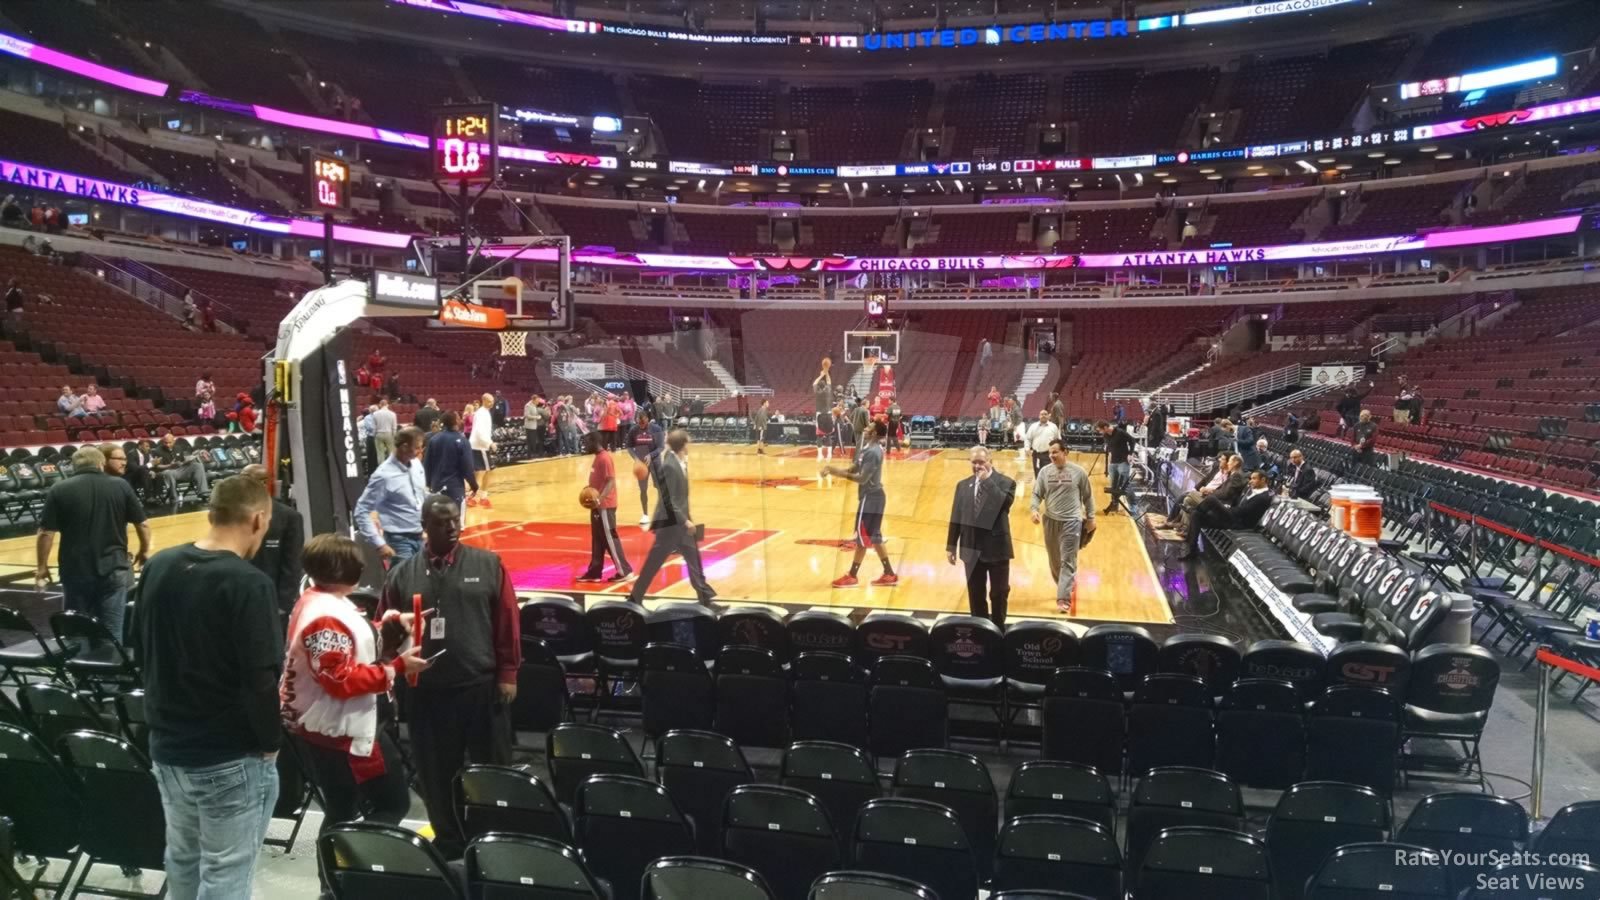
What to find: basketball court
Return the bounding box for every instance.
[1,447,1172,625]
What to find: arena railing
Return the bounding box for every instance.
[1152,362,1306,413]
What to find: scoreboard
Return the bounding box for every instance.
[303,149,350,210]
[431,103,499,182]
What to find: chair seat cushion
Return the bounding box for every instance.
[1412,552,1451,566]
[1293,593,1340,614]
[1313,612,1363,642]
[1403,706,1488,737]
[1472,590,1517,609]
[1377,539,1408,553]
[1547,633,1600,658]
[0,643,50,666]
[1270,571,1317,594]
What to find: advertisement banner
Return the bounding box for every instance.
[557,361,608,380]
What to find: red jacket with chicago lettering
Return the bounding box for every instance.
[280,588,412,781]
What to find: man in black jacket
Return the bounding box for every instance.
[242,464,304,627]
[1185,470,1273,558]
[946,446,1016,626]
[1281,449,1318,500]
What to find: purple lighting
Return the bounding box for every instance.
[0,32,169,97]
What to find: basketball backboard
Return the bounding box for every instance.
[845,330,900,364]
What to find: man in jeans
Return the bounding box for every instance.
[355,427,429,564]
[35,445,151,637]
[1030,439,1096,615]
[132,476,281,899]
[1097,420,1136,515]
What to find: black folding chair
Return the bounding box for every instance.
[1397,792,1528,895]
[642,856,775,900]
[891,749,998,879]
[463,833,604,899]
[1265,781,1390,900]
[721,785,840,900]
[1124,767,1243,878]
[851,797,979,900]
[640,642,714,739]
[0,723,84,897]
[1042,667,1125,777]
[57,730,167,899]
[1304,842,1451,900]
[868,656,947,757]
[714,645,791,748]
[574,774,695,900]
[49,610,139,695]
[656,729,755,855]
[19,682,116,748]
[1215,677,1305,790]
[1133,826,1271,900]
[790,651,869,749]
[0,605,67,686]
[992,814,1122,900]
[546,723,644,807]
[455,763,571,845]
[808,871,935,900]
[781,741,880,853]
[319,821,464,899]
[1004,760,1116,834]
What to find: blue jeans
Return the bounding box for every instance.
[1109,462,1132,510]
[61,575,129,640]
[388,532,424,563]
[154,755,278,900]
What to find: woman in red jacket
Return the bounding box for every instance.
[280,534,432,837]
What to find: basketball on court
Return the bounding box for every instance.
[579,486,600,508]
[633,460,649,481]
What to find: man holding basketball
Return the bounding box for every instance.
[578,430,630,582]
[813,356,834,465]
[826,420,898,588]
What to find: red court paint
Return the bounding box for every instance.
[463,520,775,592]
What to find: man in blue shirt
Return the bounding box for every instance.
[354,426,427,563]
[425,411,478,516]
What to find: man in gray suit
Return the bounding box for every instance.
[627,429,716,605]
[946,446,1016,626]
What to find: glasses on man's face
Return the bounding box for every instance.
[108,455,126,462]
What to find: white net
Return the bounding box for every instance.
[498,330,528,357]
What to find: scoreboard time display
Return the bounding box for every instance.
[303,150,350,210]
[431,103,499,182]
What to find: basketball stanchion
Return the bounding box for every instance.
[1530,648,1600,820]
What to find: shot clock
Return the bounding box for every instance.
[431,103,499,182]
[303,150,350,211]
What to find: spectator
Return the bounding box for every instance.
[81,383,107,415]
[360,403,378,470]
[152,432,212,505]
[986,385,1001,424]
[281,534,427,850]
[57,385,87,418]
[414,398,441,433]
[197,391,216,424]
[979,338,993,368]
[195,372,215,403]
[371,398,398,461]
[1284,411,1301,444]
[354,426,428,564]
[556,395,579,456]
[1050,392,1065,429]
[492,391,509,428]
[1235,416,1262,472]
[1185,469,1274,560]
[380,494,520,860]
[1025,409,1060,478]
[0,195,22,227]
[469,394,497,507]
[126,438,156,500]
[35,445,151,635]
[1353,409,1379,464]
[4,277,22,315]
[236,394,259,433]
[387,368,403,404]
[1113,401,1126,425]
[1282,448,1317,500]
[367,348,386,373]
[133,476,281,900]
[242,464,305,628]
[183,291,201,331]
[356,364,371,388]
[523,395,548,457]
[1097,420,1136,514]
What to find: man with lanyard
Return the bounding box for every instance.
[354,426,427,564]
[1097,420,1136,515]
[1025,409,1060,478]
[812,357,834,466]
[826,421,898,589]
[380,494,519,860]
[424,412,479,519]
[752,398,771,455]
[850,397,871,451]
[946,446,1016,626]
[627,410,665,527]
[1030,439,1095,615]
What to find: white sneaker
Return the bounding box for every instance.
[639,514,651,526]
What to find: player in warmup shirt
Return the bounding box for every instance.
[826,420,898,588]
[468,393,496,508]
[578,431,631,582]
[627,410,664,526]
[812,356,834,465]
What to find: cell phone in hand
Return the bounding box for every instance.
[423,648,449,665]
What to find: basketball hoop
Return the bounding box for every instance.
[498,329,528,357]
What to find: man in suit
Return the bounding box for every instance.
[1184,468,1271,559]
[628,429,716,605]
[1176,452,1237,539]
[125,438,157,502]
[946,446,1016,626]
[1281,449,1317,500]
[242,464,304,626]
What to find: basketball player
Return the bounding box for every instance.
[825,420,898,588]
[627,410,664,527]
[578,431,630,582]
[812,356,834,464]
[468,392,496,508]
